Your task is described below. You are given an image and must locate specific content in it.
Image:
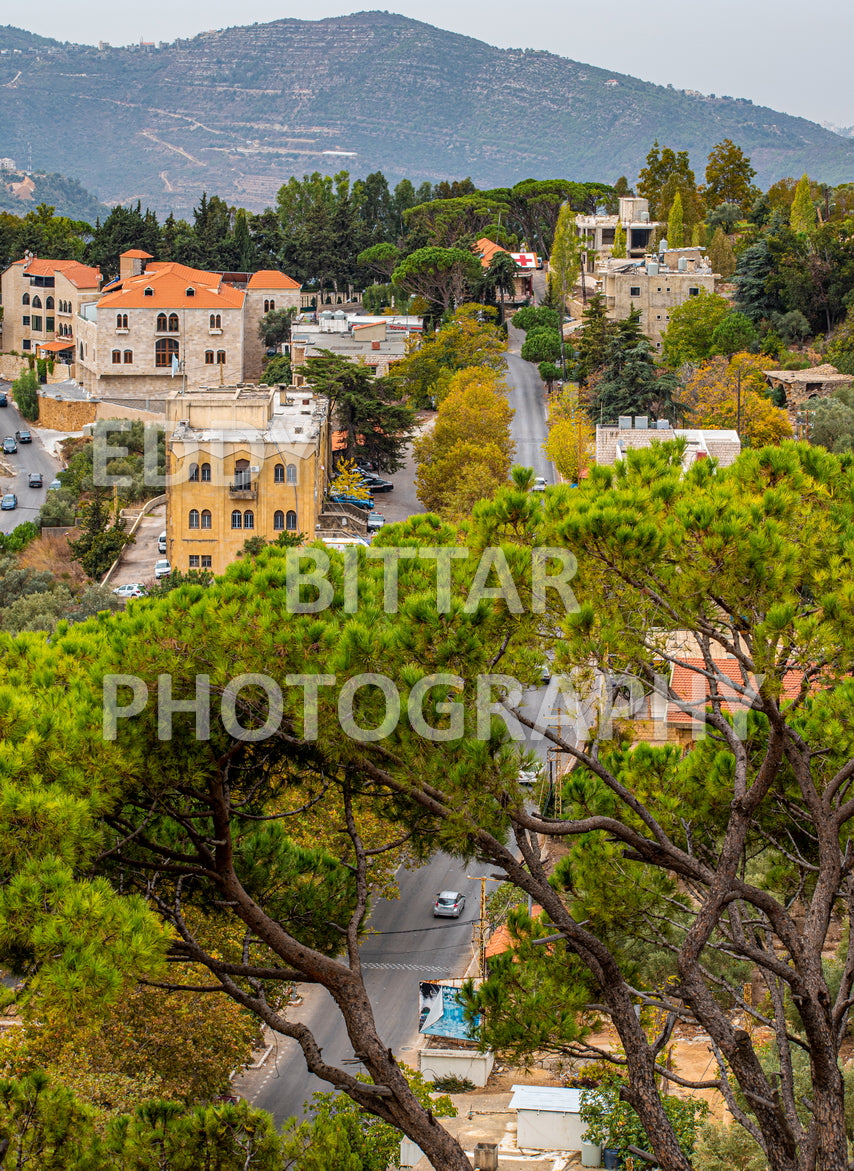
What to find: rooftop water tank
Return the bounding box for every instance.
[635,416,649,430]
[640,211,650,223]
[656,419,670,430]
[647,262,659,275]
[618,416,633,429]
[678,257,688,272]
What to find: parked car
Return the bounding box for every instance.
[1,493,17,510]
[28,472,43,488]
[518,766,543,786]
[359,473,394,493]
[113,583,147,599]
[433,890,466,918]
[531,477,548,492]
[158,531,167,554]
[48,478,62,491]
[367,513,386,532]
[329,492,374,511]
[3,437,17,454]
[154,559,171,579]
[0,392,7,407]
[15,429,31,444]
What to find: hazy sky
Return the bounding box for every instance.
[12,0,854,129]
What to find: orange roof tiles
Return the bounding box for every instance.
[120,249,153,259]
[17,257,101,288]
[475,237,511,269]
[668,659,808,724]
[98,262,246,310]
[247,270,301,290]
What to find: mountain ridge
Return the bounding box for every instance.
[1,11,852,217]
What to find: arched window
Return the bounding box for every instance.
[156,313,167,331]
[286,463,297,484]
[201,463,211,482]
[234,459,250,489]
[209,314,221,329]
[188,463,199,482]
[21,293,29,306]
[264,299,276,312]
[216,350,226,364]
[168,313,179,332]
[231,510,242,529]
[205,350,214,364]
[201,510,212,529]
[274,464,284,483]
[286,510,297,531]
[123,350,133,363]
[112,349,121,364]
[116,313,128,329]
[243,510,255,530]
[45,296,54,310]
[32,295,42,309]
[273,510,285,530]
[155,338,179,367]
[188,509,200,529]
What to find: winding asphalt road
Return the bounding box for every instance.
[236,322,556,1123]
[0,381,62,534]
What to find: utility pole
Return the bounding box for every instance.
[466,875,489,979]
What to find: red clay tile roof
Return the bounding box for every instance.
[120,249,154,259]
[475,237,511,269]
[486,907,545,959]
[98,262,246,310]
[668,659,807,724]
[17,257,101,288]
[247,269,301,290]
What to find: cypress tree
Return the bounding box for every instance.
[790,174,816,234]
[611,221,626,259]
[667,191,684,249]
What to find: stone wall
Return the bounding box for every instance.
[35,394,97,432]
[0,353,71,383]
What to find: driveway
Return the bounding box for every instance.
[0,382,63,534]
[107,503,166,591]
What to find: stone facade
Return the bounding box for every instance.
[0,256,101,364]
[762,364,854,419]
[165,384,329,576]
[599,255,717,350]
[74,254,300,403]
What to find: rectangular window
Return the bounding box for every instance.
[201,555,212,568]
[22,340,31,351]
[31,315,42,331]
[688,287,699,296]
[45,317,54,331]
[22,315,30,326]
[189,556,200,568]
[629,287,641,297]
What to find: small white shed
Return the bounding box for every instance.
[510,1084,586,1151]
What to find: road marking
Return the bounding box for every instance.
[362,962,450,973]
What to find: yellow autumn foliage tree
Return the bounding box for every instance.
[680,353,793,447]
[328,458,372,502]
[414,367,514,516]
[543,387,595,482]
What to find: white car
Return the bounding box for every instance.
[531,477,548,492]
[154,559,171,579]
[157,531,167,554]
[113,583,147,599]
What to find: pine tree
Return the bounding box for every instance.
[790,174,817,234]
[667,192,684,249]
[611,221,626,259]
[574,294,613,383]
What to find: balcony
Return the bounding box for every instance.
[229,481,257,499]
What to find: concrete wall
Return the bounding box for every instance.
[418,1048,494,1087]
[516,1108,586,1152]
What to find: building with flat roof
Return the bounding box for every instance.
[598,251,717,350]
[596,417,741,468]
[575,196,663,268]
[165,383,329,575]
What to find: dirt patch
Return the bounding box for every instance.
[17,531,87,585]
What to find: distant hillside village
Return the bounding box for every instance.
[2,139,854,578]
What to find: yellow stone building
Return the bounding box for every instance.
[165,384,329,575]
[0,255,101,360]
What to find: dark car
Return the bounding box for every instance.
[0,392,7,407]
[15,429,32,444]
[359,473,394,493]
[1,493,17,510]
[28,472,43,488]
[3,437,17,454]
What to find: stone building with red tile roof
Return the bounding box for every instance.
[73,251,301,407]
[1,255,101,361]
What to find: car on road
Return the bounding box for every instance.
[1,493,17,510]
[367,513,386,533]
[15,429,32,444]
[48,478,62,491]
[0,393,7,407]
[3,437,17,454]
[360,474,394,493]
[158,531,167,554]
[531,477,548,491]
[329,492,374,511]
[28,472,43,488]
[154,559,171,579]
[518,765,543,786]
[113,583,147,599]
[433,890,466,918]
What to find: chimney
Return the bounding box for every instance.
[372,340,381,350]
